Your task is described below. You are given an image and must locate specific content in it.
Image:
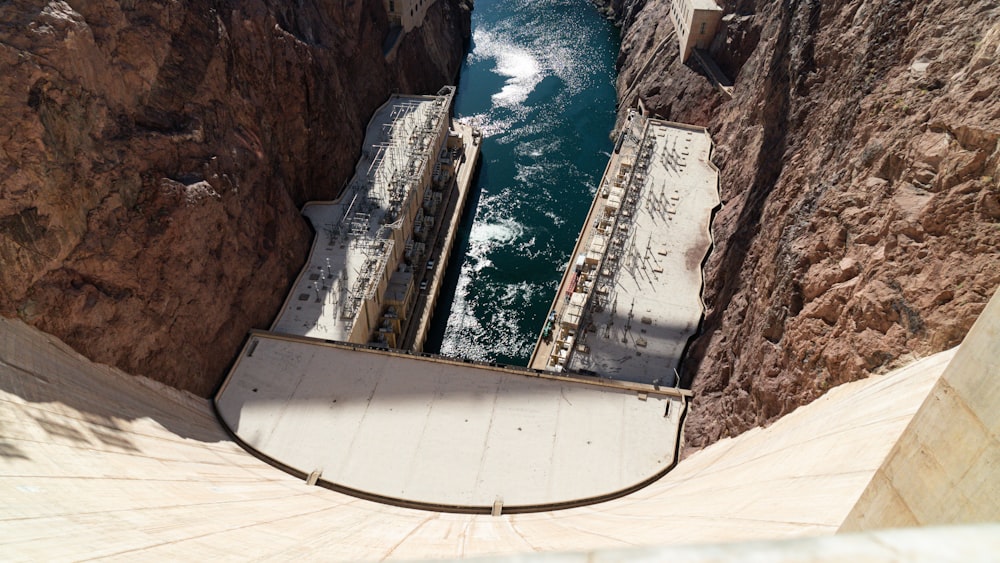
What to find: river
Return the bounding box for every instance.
[425,0,621,365]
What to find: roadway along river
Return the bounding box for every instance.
[425,0,621,365]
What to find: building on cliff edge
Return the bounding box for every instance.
[669,0,723,62]
[384,0,436,33]
[270,87,468,349]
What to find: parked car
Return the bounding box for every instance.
[426,259,435,271]
[419,280,428,292]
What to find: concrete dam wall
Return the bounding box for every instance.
[3,285,999,558]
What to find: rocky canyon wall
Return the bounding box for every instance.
[603,0,1000,448]
[0,0,471,396]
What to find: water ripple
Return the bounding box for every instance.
[427,0,620,366]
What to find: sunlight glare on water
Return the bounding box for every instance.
[425,0,620,365]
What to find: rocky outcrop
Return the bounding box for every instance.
[610,0,1000,448]
[0,0,470,396]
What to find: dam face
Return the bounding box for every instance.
[3,2,999,558]
[4,295,998,559]
[216,332,688,512]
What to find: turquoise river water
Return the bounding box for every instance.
[425,0,621,364]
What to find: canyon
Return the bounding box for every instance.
[2,0,998,453]
[0,0,471,396]
[602,0,1000,449]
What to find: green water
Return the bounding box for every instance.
[425,0,620,364]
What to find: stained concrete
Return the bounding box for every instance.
[529,115,719,386]
[840,282,1000,532]
[1,306,974,560]
[216,332,687,510]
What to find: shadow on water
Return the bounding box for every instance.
[424,158,487,354]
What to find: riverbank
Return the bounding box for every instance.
[405,121,482,351]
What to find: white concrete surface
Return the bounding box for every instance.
[473,524,1000,562]
[272,91,453,344]
[531,114,719,387]
[216,332,686,509]
[841,286,1000,531]
[571,120,718,383]
[0,312,966,561]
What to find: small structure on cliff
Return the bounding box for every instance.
[384,0,436,33]
[669,0,723,62]
[382,0,438,58]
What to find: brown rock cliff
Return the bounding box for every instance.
[0,0,471,396]
[605,0,1000,448]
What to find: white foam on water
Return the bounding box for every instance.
[467,215,525,269]
[518,235,539,258]
[458,114,514,138]
[542,209,565,228]
[496,119,547,145]
[436,0,618,363]
[516,137,563,158]
[439,210,529,359]
[437,266,483,359]
[439,272,535,362]
[514,162,547,185]
[470,217,523,246]
[472,28,544,111]
[467,10,591,130]
[500,280,541,308]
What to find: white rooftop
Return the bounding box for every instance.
[531,115,719,384]
[271,93,451,341]
[570,121,719,383]
[216,332,687,510]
